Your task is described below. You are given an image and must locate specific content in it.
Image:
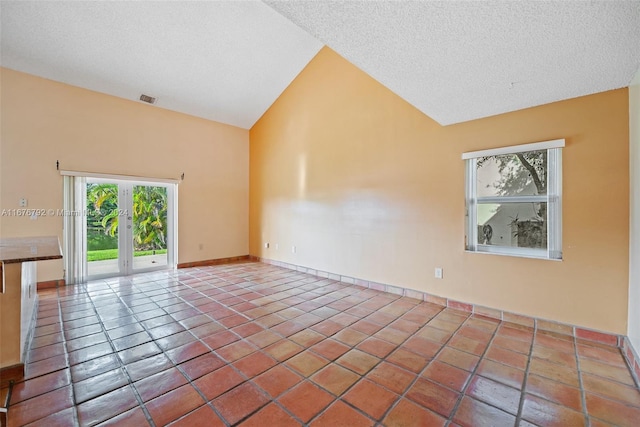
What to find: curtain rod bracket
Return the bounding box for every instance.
[56,160,59,170]
[181,173,184,181]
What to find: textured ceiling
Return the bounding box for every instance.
[1,1,639,128]
[266,0,640,125]
[0,1,322,129]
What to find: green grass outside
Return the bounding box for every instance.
[87,248,167,262]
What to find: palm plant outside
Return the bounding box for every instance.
[86,183,168,261]
[132,185,168,251]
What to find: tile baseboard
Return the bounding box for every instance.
[251,255,624,349]
[178,255,250,269]
[622,336,640,388]
[37,279,65,290]
[0,364,23,388]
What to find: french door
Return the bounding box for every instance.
[63,173,178,283]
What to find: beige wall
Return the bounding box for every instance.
[629,69,640,350]
[1,68,249,281]
[250,47,630,334]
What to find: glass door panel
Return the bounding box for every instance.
[132,185,169,272]
[86,180,123,278]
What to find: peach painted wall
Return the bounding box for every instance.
[628,68,640,351]
[250,48,630,334]
[1,68,249,282]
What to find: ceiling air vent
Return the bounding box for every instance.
[139,94,156,104]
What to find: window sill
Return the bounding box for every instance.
[464,249,562,261]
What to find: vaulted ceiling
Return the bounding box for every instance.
[2,1,639,129]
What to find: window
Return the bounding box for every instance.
[463,139,563,260]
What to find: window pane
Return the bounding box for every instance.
[477,150,547,197]
[477,202,547,249]
[132,185,168,270]
[86,182,120,278]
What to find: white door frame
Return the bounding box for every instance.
[62,171,178,283]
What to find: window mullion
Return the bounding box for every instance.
[477,195,548,204]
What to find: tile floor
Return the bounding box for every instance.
[5,261,640,426]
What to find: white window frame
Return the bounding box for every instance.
[463,139,564,260]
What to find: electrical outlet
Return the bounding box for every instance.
[435,267,443,279]
[292,246,296,254]
[264,242,269,249]
[19,198,28,207]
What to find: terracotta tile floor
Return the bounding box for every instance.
[6,261,640,426]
